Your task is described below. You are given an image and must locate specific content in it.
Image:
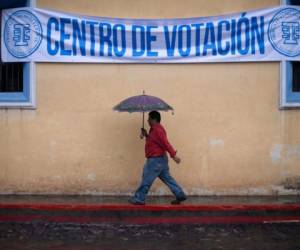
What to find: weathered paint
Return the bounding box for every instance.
[270,144,283,164]
[209,139,225,147]
[1,0,300,195]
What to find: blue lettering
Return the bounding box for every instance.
[113,24,126,57]
[217,20,230,55]
[99,22,112,56]
[60,18,72,56]
[72,19,86,56]
[47,17,59,56]
[132,25,145,57]
[87,21,97,56]
[231,19,236,55]
[164,25,177,57]
[237,13,250,55]
[178,25,191,57]
[146,26,158,57]
[250,16,265,54]
[203,22,217,56]
[191,23,204,56]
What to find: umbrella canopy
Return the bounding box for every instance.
[113,91,173,128]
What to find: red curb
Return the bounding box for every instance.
[1,203,300,224]
[0,203,299,211]
[0,215,300,224]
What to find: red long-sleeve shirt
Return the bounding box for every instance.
[145,123,177,158]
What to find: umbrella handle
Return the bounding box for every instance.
[140,112,145,139]
[142,111,144,129]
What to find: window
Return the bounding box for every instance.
[280,0,300,108]
[0,0,36,108]
[292,62,300,91]
[0,63,23,92]
[288,0,300,5]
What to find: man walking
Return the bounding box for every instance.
[129,111,186,205]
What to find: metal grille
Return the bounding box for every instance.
[292,62,300,92]
[290,0,300,5]
[0,63,24,92]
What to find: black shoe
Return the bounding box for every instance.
[171,196,187,205]
[128,198,145,205]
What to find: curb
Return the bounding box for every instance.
[0,203,299,224]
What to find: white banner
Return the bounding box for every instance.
[2,6,300,63]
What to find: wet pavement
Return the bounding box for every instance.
[0,195,299,249]
[0,222,300,250]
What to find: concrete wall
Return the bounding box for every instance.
[1,0,300,195]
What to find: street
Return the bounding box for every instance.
[0,222,300,250]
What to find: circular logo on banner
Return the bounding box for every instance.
[4,10,43,58]
[268,8,300,57]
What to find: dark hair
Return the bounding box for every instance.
[149,111,161,123]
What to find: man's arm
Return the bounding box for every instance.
[156,129,181,164]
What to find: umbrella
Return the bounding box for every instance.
[113,91,174,129]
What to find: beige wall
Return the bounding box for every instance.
[1,0,300,195]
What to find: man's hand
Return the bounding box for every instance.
[173,155,181,164]
[140,128,148,139]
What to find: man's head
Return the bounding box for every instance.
[148,111,161,126]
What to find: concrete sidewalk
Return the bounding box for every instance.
[0,194,300,205]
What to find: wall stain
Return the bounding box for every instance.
[270,144,300,163]
[281,176,300,190]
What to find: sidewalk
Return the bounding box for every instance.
[0,195,299,224]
